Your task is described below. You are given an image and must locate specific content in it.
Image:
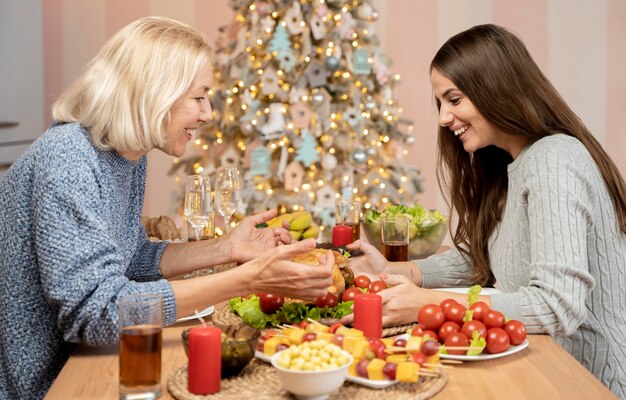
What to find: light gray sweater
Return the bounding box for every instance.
[419,135,625,397]
[0,122,177,399]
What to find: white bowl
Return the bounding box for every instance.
[270,351,353,400]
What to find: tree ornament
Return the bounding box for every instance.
[325,56,340,71]
[353,48,372,75]
[321,153,338,170]
[250,146,271,177]
[350,149,367,166]
[295,130,320,167]
[405,135,416,145]
[284,160,305,190]
[260,103,286,139]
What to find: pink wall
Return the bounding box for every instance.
[41,1,626,217]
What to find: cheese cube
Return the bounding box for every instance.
[366,358,386,380]
[396,361,420,383]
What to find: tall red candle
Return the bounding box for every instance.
[188,326,221,394]
[353,293,382,339]
[332,224,353,247]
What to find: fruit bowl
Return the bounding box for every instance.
[362,219,448,259]
[271,348,353,400]
[182,323,259,378]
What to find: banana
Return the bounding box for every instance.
[289,211,313,231]
[267,212,298,229]
[302,224,319,240]
[289,230,303,241]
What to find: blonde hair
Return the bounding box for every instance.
[52,16,212,152]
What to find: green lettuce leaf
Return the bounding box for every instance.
[229,296,354,328]
[228,295,276,329]
[467,285,482,306]
[467,330,486,356]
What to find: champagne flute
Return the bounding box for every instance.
[214,167,240,233]
[184,175,213,242]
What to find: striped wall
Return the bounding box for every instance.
[39,0,626,218]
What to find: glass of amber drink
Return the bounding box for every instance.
[118,294,163,400]
[380,217,410,262]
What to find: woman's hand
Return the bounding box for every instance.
[340,274,423,327]
[242,238,334,301]
[345,240,389,276]
[226,209,292,263]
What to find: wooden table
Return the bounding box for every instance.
[45,317,616,399]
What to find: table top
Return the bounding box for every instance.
[45,311,616,400]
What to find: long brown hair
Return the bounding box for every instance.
[430,24,626,285]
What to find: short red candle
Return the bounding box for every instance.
[188,326,221,394]
[332,224,353,247]
[353,293,382,339]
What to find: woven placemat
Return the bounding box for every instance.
[168,358,447,400]
[213,304,417,337]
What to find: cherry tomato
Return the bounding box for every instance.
[302,332,317,342]
[461,320,487,339]
[294,320,309,329]
[438,321,461,342]
[504,320,527,345]
[258,293,285,314]
[469,301,490,322]
[417,304,446,331]
[421,330,439,341]
[486,328,510,354]
[482,309,505,330]
[440,298,459,312]
[444,303,467,325]
[331,334,344,347]
[342,287,362,302]
[314,292,339,308]
[329,322,344,334]
[368,281,387,294]
[368,340,386,359]
[411,351,426,366]
[354,275,371,289]
[410,324,426,337]
[444,332,470,355]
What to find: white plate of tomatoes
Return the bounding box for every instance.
[440,338,529,361]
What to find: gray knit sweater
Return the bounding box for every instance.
[419,135,625,397]
[0,122,177,399]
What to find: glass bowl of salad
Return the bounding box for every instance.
[362,204,448,259]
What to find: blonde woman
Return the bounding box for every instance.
[0,17,333,398]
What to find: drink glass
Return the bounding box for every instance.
[185,175,213,242]
[380,217,410,262]
[119,294,163,400]
[335,199,361,242]
[214,167,240,233]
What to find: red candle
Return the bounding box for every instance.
[353,293,382,339]
[188,326,221,394]
[332,224,353,247]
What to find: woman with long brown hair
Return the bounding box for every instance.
[344,24,625,396]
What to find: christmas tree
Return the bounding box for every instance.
[171,0,423,240]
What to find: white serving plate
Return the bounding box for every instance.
[440,338,529,361]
